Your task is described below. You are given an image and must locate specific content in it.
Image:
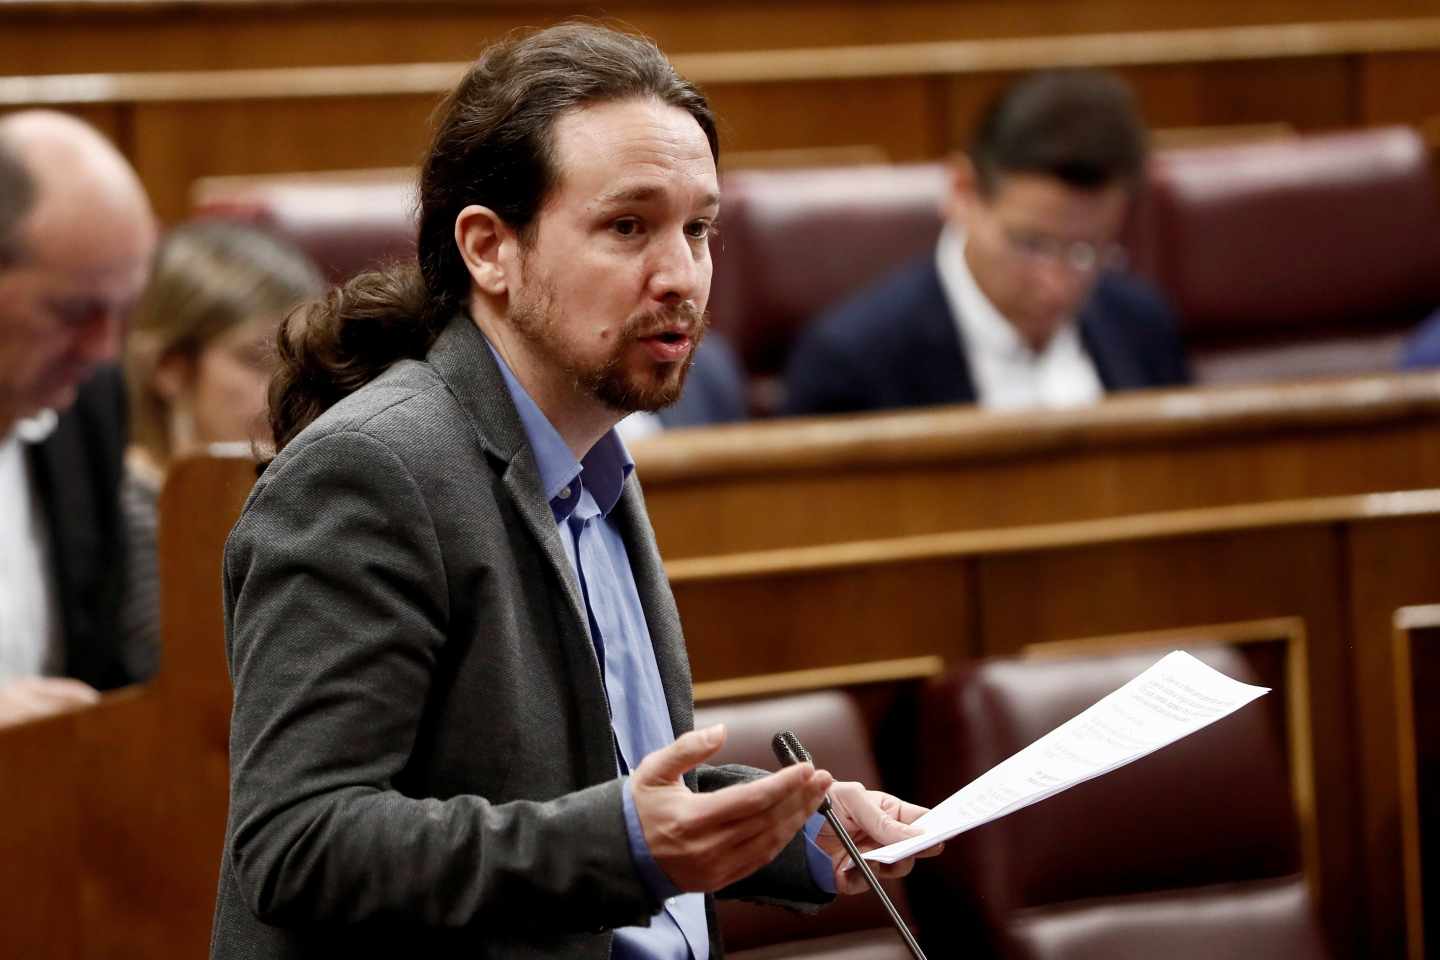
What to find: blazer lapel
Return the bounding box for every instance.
[1079,286,1141,389]
[425,315,606,716]
[914,262,980,405]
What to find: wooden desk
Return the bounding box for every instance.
[0,455,255,959]
[668,489,1440,957]
[635,373,1440,558]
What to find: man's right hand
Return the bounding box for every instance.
[632,723,834,893]
[0,677,99,728]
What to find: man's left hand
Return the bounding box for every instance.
[815,782,943,895]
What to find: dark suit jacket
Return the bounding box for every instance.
[26,365,138,690]
[783,257,1191,416]
[657,333,748,428]
[212,315,824,960]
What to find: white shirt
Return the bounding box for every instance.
[0,411,62,684]
[935,225,1104,411]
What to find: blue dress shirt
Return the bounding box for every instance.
[488,340,834,959]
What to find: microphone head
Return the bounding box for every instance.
[772,730,813,768]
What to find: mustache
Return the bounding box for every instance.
[624,300,708,339]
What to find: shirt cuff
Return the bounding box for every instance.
[803,813,837,894]
[622,776,681,902]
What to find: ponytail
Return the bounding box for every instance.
[267,263,439,455]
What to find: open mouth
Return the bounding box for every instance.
[637,329,694,362]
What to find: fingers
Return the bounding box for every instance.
[831,783,926,846]
[0,677,100,728]
[690,761,827,829]
[832,842,946,895]
[637,757,836,893]
[692,767,834,889]
[634,724,727,786]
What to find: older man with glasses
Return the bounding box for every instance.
[784,69,1190,415]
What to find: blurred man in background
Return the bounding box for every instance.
[0,110,157,725]
[784,69,1190,416]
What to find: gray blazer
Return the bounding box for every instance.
[210,316,826,959]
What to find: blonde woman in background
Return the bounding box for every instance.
[121,221,324,675]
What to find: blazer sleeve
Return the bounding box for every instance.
[222,429,654,935]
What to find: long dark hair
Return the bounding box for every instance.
[267,23,719,454]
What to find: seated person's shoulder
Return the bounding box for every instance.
[805,257,942,349]
[1401,309,1440,370]
[783,257,948,416]
[1086,271,1191,382]
[1087,270,1176,330]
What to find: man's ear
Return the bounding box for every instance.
[151,350,194,402]
[947,154,980,224]
[454,205,517,296]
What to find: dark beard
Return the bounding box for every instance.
[508,282,708,415]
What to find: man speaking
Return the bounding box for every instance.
[212,23,932,959]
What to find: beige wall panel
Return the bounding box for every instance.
[129,95,440,222]
[3,1,1438,75]
[705,77,942,163]
[1358,51,1440,128]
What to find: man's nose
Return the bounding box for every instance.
[648,231,705,304]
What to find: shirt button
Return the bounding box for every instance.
[560,485,572,499]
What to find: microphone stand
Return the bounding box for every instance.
[772,731,929,960]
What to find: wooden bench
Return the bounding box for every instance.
[667,488,1440,957]
[3,451,1438,955]
[1394,604,1440,960]
[634,373,1440,558]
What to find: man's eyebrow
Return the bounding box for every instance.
[593,185,721,209]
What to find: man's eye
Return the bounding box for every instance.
[613,219,641,237]
[685,220,714,241]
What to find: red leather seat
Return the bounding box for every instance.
[1129,126,1440,384]
[910,645,1329,960]
[706,164,948,411]
[192,172,417,283]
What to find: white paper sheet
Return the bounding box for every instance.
[864,650,1270,865]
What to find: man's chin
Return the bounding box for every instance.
[596,365,688,415]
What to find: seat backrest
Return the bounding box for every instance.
[192,171,417,283]
[912,639,1327,959]
[693,690,915,954]
[708,163,948,379]
[1129,127,1440,383]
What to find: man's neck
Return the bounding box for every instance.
[469,312,619,461]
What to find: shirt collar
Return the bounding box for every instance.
[935,224,1078,363]
[485,338,633,523]
[8,409,59,446]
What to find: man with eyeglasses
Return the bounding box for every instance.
[783,69,1190,415]
[0,111,158,726]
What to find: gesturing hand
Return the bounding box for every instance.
[633,724,834,893]
[816,783,943,894]
[0,677,99,729]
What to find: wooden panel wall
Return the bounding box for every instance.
[7,18,1440,220]
[4,0,1439,75]
[667,492,1440,957]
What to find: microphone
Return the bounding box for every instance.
[772,731,929,960]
